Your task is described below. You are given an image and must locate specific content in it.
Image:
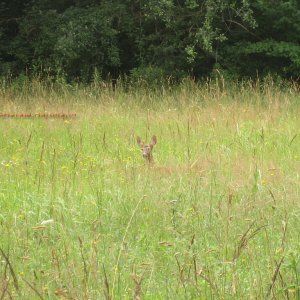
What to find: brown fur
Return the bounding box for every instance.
[137,135,157,163]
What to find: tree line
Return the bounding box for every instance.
[0,0,299,83]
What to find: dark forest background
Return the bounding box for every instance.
[0,0,299,83]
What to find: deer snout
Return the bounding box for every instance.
[142,147,151,157]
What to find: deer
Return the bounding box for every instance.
[136,135,157,163]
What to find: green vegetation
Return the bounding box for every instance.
[1,1,300,298]
[1,79,300,298]
[0,0,299,81]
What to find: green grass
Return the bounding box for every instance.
[1,79,300,299]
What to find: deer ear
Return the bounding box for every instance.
[150,135,157,146]
[137,136,143,146]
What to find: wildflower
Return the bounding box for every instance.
[1,160,16,167]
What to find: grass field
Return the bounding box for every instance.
[1,79,300,299]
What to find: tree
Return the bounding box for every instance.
[0,0,298,81]
[220,0,300,79]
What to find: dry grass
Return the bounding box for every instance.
[0,78,300,299]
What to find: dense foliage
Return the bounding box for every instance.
[0,0,299,82]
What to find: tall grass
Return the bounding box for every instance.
[0,77,300,299]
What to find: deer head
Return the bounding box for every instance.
[137,135,157,163]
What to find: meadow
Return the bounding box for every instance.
[0,78,300,299]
